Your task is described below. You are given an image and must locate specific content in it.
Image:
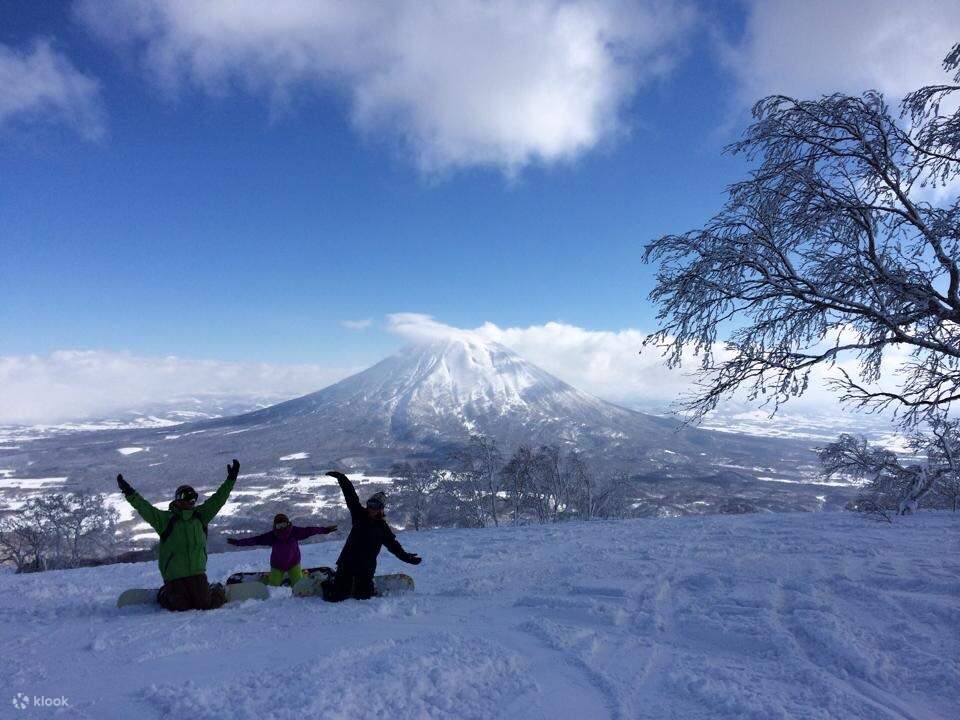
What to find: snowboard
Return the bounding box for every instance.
[225,565,334,586]
[116,580,269,609]
[291,571,415,599]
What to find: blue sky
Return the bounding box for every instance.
[0,1,739,365]
[0,0,956,422]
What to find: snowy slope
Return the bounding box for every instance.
[2,512,957,720]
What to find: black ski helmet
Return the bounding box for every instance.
[174,485,198,503]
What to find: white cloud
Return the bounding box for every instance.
[341,318,373,331]
[386,312,479,343]
[0,351,354,425]
[3,320,910,426]
[724,1,960,105]
[0,39,104,138]
[386,312,714,410]
[480,320,687,410]
[384,313,906,420]
[76,0,695,173]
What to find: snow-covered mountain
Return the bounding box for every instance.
[0,337,819,500]
[3,512,957,719]
[216,337,684,457]
[0,394,282,446]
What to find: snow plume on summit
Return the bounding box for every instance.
[384,313,702,413]
[387,313,479,343]
[343,335,611,432]
[381,315,588,413]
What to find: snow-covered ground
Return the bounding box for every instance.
[698,408,913,453]
[1,513,957,719]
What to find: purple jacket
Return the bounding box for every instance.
[231,525,334,571]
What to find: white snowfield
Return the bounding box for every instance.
[279,452,310,461]
[1,512,957,720]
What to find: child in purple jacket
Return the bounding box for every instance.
[226,513,337,586]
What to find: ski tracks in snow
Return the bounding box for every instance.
[0,513,957,719]
[507,516,715,719]
[505,515,959,720]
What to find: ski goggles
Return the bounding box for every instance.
[274,520,291,530]
[174,486,198,503]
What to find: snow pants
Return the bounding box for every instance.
[158,573,227,611]
[267,564,303,587]
[322,567,375,601]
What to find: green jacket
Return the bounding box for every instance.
[125,476,236,583]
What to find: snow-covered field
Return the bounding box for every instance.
[698,409,912,453]
[1,513,957,719]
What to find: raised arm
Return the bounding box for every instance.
[226,530,275,547]
[293,525,338,540]
[326,471,362,516]
[116,474,167,534]
[195,459,240,524]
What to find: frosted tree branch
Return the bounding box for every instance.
[644,44,960,429]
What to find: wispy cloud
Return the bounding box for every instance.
[0,351,353,425]
[722,0,960,106]
[76,0,695,174]
[2,318,909,425]
[385,313,477,343]
[0,38,104,139]
[385,312,701,410]
[341,318,373,331]
[385,313,907,418]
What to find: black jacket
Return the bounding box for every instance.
[335,476,412,575]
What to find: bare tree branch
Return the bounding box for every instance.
[644,46,960,429]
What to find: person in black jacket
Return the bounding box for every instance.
[323,470,421,601]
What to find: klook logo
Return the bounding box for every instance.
[10,693,70,710]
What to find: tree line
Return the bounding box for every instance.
[0,436,636,572]
[0,492,119,572]
[390,435,635,530]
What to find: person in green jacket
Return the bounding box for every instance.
[116,459,240,611]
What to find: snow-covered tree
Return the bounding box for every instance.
[820,435,911,519]
[0,492,118,572]
[644,44,960,429]
[645,44,960,513]
[580,472,635,520]
[924,418,960,511]
[820,421,960,515]
[447,435,505,527]
[501,445,536,525]
[390,461,443,530]
[526,445,584,523]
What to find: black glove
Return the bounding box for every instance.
[324,525,338,534]
[226,538,239,546]
[227,459,240,481]
[403,553,422,565]
[325,471,348,482]
[116,474,133,497]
